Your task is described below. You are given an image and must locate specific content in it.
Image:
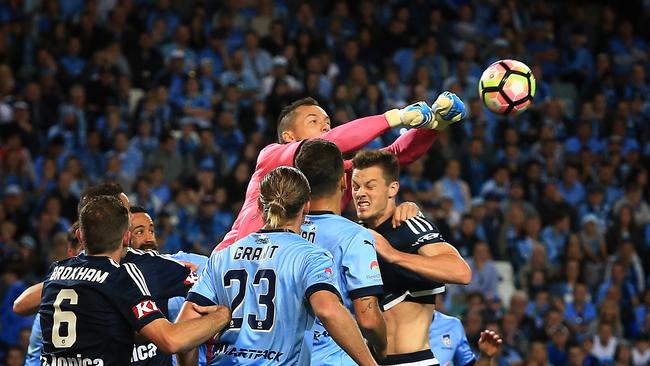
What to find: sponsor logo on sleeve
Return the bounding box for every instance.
[416,232,440,244]
[132,300,160,319]
[370,260,380,273]
[324,267,334,279]
[441,334,452,347]
[184,271,199,285]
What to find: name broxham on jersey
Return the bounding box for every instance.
[39,255,165,366]
[188,230,342,366]
[373,216,446,310]
[300,211,383,366]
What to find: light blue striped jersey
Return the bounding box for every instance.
[429,311,476,366]
[300,212,383,366]
[187,230,341,366]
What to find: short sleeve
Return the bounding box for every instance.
[342,230,383,300]
[186,252,220,307]
[153,255,195,299]
[454,326,477,366]
[115,263,164,331]
[398,216,446,251]
[301,250,342,301]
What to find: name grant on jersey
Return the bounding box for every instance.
[233,245,279,261]
[213,343,284,361]
[48,266,109,283]
[41,354,104,366]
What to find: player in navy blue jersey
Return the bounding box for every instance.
[24,222,83,366]
[295,139,387,365]
[128,205,210,366]
[38,195,231,366]
[177,166,378,366]
[13,184,210,366]
[351,150,472,366]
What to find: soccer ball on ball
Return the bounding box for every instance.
[478,59,536,115]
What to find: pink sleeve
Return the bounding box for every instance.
[382,129,439,166]
[256,142,303,170]
[320,114,391,154]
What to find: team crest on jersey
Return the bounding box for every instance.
[184,271,199,285]
[441,334,452,346]
[132,300,160,319]
[324,267,334,279]
[370,260,380,272]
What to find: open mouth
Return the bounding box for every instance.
[356,201,371,210]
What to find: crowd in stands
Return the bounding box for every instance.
[1,0,650,365]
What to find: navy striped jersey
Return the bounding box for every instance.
[373,216,446,310]
[124,248,198,366]
[39,255,165,366]
[188,230,342,366]
[301,211,383,366]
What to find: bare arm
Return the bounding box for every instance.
[352,296,387,361]
[173,301,205,366]
[310,290,377,366]
[13,282,43,315]
[139,304,230,354]
[373,233,471,284]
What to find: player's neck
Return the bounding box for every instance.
[89,247,125,263]
[308,196,342,215]
[262,217,303,234]
[366,203,396,229]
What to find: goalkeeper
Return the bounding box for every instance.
[215,92,467,251]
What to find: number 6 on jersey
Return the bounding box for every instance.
[52,289,78,348]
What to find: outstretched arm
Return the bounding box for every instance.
[320,115,392,154]
[13,282,43,315]
[382,129,438,166]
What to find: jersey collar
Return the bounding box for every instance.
[374,217,394,232]
[307,210,336,215]
[258,228,296,234]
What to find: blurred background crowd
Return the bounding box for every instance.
[1,0,650,365]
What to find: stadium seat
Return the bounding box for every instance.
[494,260,515,308]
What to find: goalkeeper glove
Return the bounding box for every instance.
[384,101,434,129]
[429,91,467,130]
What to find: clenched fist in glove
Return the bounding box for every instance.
[384,92,467,131]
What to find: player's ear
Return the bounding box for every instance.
[339,173,347,192]
[75,228,83,245]
[388,180,399,199]
[122,230,131,248]
[303,201,310,215]
[281,129,296,143]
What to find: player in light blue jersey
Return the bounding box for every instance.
[168,249,208,366]
[177,166,378,366]
[295,139,388,364]
[429,310,502,366]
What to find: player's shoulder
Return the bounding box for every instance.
[112,261,154,296]
[124,247,186,267]
[433,311,464,332]
[397,216,443,242]
[169,251,208,267]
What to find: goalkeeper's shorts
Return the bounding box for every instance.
[380,350,440,366]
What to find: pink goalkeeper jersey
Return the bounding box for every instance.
[215,114,438,251]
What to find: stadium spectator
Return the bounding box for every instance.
[0,1,649,363]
